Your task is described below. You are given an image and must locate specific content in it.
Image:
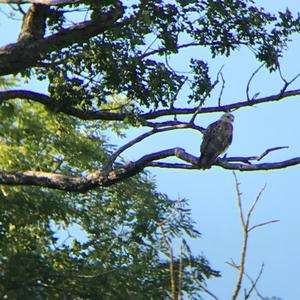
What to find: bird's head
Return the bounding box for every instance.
[220,113,234,123]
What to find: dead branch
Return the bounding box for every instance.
[230,174,279,300]
[228,261,266,300]
[255,146,288,161]
[277,67,300,98]
[231,173,248,300]
[244,263,265,300]
[222,146,288,164]
[217,71,225,106]
[216,156,300,171]
[248,220,280,232]
[246,63,265,101]
[197,285,220,300]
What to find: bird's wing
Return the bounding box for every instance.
[200,120,223,154]
[199,120,233,168]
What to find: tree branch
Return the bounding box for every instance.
[230,174,279,300]
[228,261,266,300]
[1,88,300,122]
[0,146,299,191]
[246,63,265,101]
[0,5,124,75]
[105,123,201,171]
[248,220,280,233]
[217,156,300,171]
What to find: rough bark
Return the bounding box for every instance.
[0,5,124,75]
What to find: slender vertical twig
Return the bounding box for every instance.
[159,223,176,300]
[231,173,279,300]
[246,63,265,101]
[177,241,183,300]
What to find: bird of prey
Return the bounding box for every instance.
[199,113,234,169]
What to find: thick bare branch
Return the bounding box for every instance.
[0,144,299,191]
[0,90,129,120]
[0,148,194,191]
[0,5,124,75]
[17,3,49,42]
[0,146,299,191]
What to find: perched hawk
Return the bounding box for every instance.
[199,113,234,169]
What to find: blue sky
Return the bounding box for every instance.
[1,1,300,299]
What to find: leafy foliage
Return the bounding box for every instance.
[1,0,300,298]
[33,0,300,112]
[0,101,218,298]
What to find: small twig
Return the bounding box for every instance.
[148,162,197,169]
[228,261,266,300]
[218,71,225,106]
[197,284,220,300]
[256,146,289,161]
[248,219,280,232]
[244,263,266,300]
[178,242,183,300]
[234,172,245,228]
[222,146,289,164]
[278,68,300,98]
[104,123,196,172]
[144,120,205,132]
[246,184,266,221]
[189,65,224,124]
[277,64,288,86]
[171,76,189,112]
[246,63,265,101]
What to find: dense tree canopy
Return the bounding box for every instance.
[1,0,300,298]
[1,0,300,192]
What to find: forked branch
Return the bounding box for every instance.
[0,146,299,191]
[230,173,279,300]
